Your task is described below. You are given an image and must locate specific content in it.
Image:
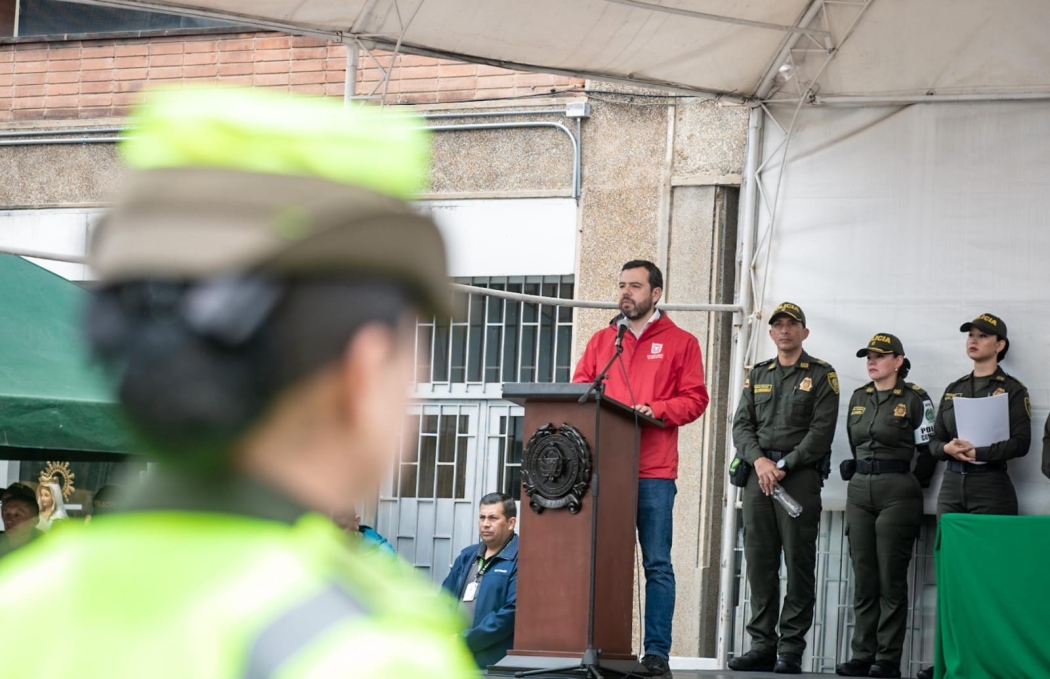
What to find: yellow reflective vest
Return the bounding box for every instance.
[0,510,474,678]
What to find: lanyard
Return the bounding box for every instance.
[474,539,511,580]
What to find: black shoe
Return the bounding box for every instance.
[774,653,803,674]
[868,661,901,678]
[836,659,874,676]
[915,667,933,679]
[727,649,777,672]
[639,654,672,678]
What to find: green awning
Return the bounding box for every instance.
[0,255,136,456]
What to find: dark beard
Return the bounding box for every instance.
[621,298,653,321]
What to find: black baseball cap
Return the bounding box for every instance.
[856,333,904,357]
[0,482,36,504]
[961,313,1009,360]
[91,485,122,516]
[769,302,806,327]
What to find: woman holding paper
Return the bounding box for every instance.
[918,318,1032,679]
[928,313,1031,516]
[836,333,935,679]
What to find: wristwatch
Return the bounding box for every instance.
[776,458,787,471]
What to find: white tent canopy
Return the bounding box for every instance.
[69,0,1050,103]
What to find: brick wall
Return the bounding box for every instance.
[354,52,582,104]
[0,31,584,122]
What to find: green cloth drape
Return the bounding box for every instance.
[934,513,1050,678]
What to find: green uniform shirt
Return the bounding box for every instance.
[846,378,937,485]
[930,366,1032,462]
[733,350,840,471]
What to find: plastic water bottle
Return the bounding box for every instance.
[772,484,803,518]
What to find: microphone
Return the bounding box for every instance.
[615,318,629,350]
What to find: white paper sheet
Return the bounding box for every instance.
[951,394,1010,449]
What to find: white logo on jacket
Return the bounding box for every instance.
[651,343,663,354]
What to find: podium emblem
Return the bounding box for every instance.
[522,423,592,514]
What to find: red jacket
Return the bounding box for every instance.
[572,313,709,479]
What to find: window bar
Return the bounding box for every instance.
[548,295,559,384]
[477,287,490,387]
[516,283,526,384]
[428,313,438,385]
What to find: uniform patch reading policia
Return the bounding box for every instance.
[893,403,907,418]
[799,377,813,392]
[828,372,840,394]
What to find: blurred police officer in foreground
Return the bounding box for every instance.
[0,89,474,678]
[836,334,935,679]
[729,303,839,675]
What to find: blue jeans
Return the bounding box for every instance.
[637,478,676,659]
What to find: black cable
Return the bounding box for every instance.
[615,351,648,673]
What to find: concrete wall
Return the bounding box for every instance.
[570,85,749,657]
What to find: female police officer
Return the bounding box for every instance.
[836,334,935,679]
[930,314,1030,515]
[915,314,1031,679]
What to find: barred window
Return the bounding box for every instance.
[396,406,471,500]
[416,275,575,385]
[494,414,525,498]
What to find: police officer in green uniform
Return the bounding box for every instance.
[729,302,840,675]
[835,334,936,679]
[930,314,1030,515]
[916,313,1031,679]
[0,89,476,678]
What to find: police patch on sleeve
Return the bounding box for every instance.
[914,398,935,445]
[1025,397,1032,419]
[828,372,840,395]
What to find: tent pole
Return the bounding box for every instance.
[344,40,359,107]
[715,104,763,668]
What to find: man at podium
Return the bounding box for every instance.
[573,260,710,678]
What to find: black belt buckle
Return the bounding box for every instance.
[766,450,787,462]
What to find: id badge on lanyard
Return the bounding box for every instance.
[463,581,479,602]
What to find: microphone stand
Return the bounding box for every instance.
[515,336,626,679]
[579,341,624,405]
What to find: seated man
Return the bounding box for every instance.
[442,493,519,668]
[332,503,397,558]
[0,486,44,556]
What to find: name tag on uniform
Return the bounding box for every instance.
[463,582,479,602]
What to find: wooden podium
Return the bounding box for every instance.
[494,383,664,675]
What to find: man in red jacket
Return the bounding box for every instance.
[573,260,709,678]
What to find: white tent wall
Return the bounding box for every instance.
[723,99,1050,671]
[753,100,1050,514]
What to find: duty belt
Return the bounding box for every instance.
[947,460,1007,474]
[855,459,911,475]
[766,451,789,462]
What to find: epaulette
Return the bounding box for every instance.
[1004,374,1026,389]
[853,382,872,393]
[754,358,774,370]
[813,359,829,366]
[906,382,931,400]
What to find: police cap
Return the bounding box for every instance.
[856,333,904,357]
[769,302,806,327]
[90,88,449,316]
